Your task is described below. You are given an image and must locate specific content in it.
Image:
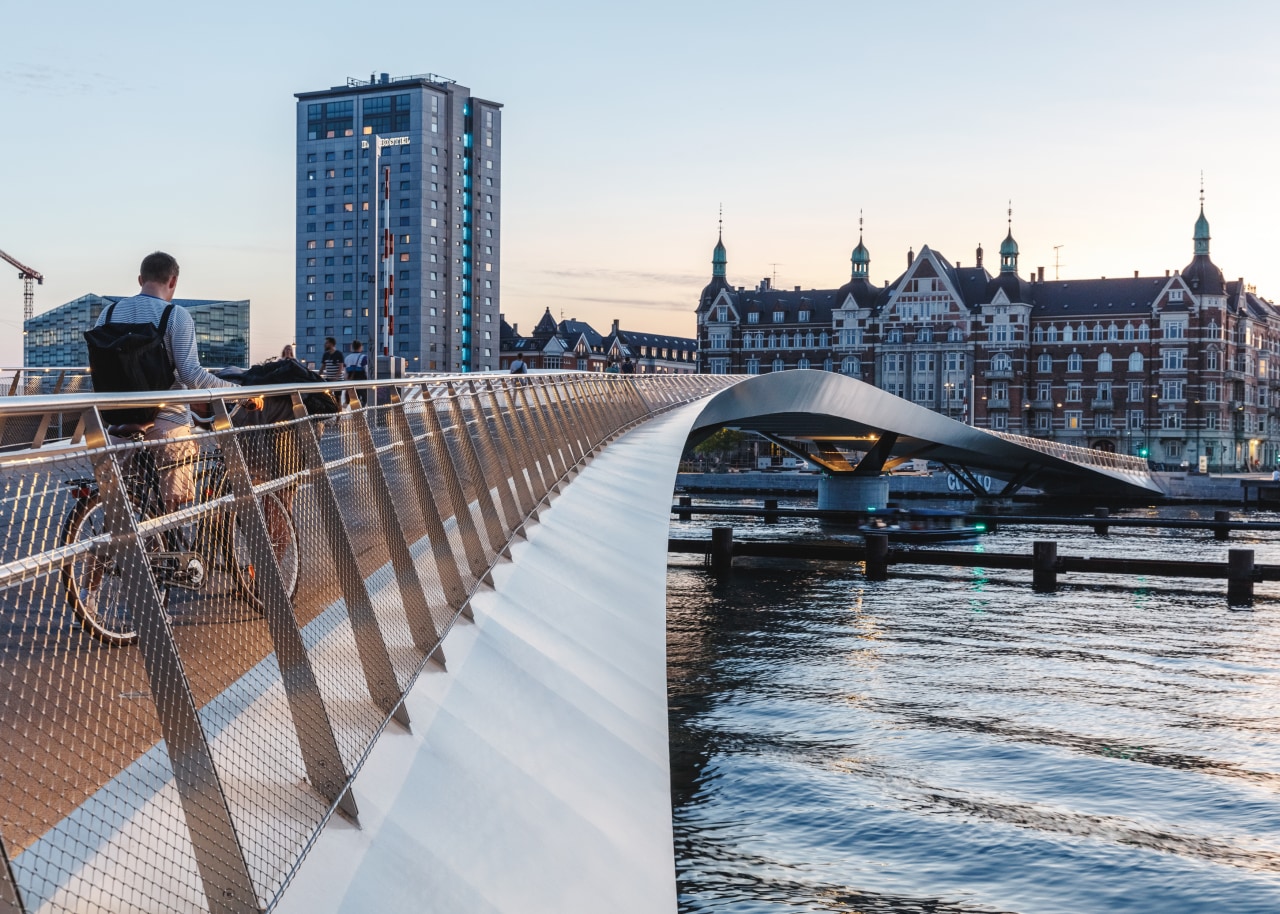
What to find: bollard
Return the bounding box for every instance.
[1213,509,1231,541]
[1227,548,1255,606]
[1093,506,1110,536]
[711,526,735,574]
[1033,540,1058,593]
[865,533,889,581]
[677,495,692,521]
[763,498,779,525]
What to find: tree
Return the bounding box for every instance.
[692,428,748,470]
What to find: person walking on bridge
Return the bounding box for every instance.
[89,251,260,510]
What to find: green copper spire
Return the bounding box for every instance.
[712,207,727,278]
[1194,180,1210,257]
[851,210,870,279]
[999,202,1019,274]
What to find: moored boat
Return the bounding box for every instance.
[857,507,984,543]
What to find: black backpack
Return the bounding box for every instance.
[225,358,342,421]
[84,302,177,424]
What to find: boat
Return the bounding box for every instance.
[857,507,984,543]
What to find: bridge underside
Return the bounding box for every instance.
[689,372,1160,497]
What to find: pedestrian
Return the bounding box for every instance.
[620,357,636,374]
[85,251,261,511]
[320,336,345,383]
[344,339,370,406]
[604,360,621,374]
[509,356,528,374]
[281,343,295,360]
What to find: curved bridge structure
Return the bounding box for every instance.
[0,370,1158,914]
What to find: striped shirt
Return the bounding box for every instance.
[94,294,236,425]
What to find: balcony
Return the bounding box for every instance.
[983,369,1014,380]
[1091,398,1114,410]
[1027,399,1054,410]
[986,397,1010,410]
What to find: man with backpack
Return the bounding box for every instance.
[343,339,370,406]
[86,251,260,510]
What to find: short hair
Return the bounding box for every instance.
[351,340,363,351]
[324,336,336,346]
[139,251,179,284]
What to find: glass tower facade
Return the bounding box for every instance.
[294,73,503,373]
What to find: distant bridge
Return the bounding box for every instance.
[0,370,1157,914]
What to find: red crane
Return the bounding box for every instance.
[0,248,44,325]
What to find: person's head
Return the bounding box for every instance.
[281,343,295,359]
[138,251,180,301]
[351,340,363,352]
[324,336,336,351]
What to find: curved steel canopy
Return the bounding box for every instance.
[688,370,1161,496]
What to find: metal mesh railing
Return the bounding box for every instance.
[0,371,734,914]
[986,428,1151,476]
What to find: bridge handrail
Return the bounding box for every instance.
[0,371,732,913]
[985,428,1150,475]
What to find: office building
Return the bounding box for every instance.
[295,72,503,373]
[696,201,1280,470]
[25,293,249,369]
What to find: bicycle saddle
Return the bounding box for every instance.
[107,422,155,439]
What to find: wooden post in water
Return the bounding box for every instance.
[1093,507,1110,536]
[1033,540,1058,593]
[677,495,692,521]
[1213,510,1232,541]
[763,498,779,524]
[1227,548,1255,606]
[711,526,735,573]
[865,533,889,581]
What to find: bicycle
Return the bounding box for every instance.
[61,423,301,647]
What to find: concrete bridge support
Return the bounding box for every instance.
[275,403,706,914]
[817,474,890,511]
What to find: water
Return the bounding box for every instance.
[667,499,1280,913]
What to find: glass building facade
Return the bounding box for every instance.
[294,73,503,372]
[24,294,249,368]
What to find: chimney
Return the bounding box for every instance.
[907,248,915,267]
[1134,270,1139,278]
[794,285,801,292]
[380,72,390,84]
[1038,266,1045,282]
[1166,269,1170,277]
[611,318,619,336]
[976,244,984,269]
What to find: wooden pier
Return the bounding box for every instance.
[669,528,1271,606]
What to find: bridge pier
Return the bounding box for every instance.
[817,474,889,512]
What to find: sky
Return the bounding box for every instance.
[3,0,1280,366]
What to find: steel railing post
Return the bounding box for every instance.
[481,379,538,522]
[288,395,407,724]
[349,402,445,659]
[541,378,584,475]
[497,378,552,507]
[517,379,569,482]
[210,402,359,818]
[464,380,524,535]
[384,388,471,619]
[416,386,490,582]
[443,382,507,560]
[82,409,261,914]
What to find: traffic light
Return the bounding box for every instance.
[1137,447,1149,458]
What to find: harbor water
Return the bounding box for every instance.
[667,498,1280,913]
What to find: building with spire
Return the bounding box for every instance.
[696,199,1280,470]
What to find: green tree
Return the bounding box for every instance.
[693,428,747,469]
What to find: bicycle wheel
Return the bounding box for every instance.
[230,491,300,609]
[62,494,167,647]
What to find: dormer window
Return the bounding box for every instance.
[747,312,759,324]
[773,311,785,323]
[1169,289,1184,303]
[798,310,811,322]
[716,306,728,322]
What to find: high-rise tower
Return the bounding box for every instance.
[294,73,502,372]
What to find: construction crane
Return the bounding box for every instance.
[0,248,43,324]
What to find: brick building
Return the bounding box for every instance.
[500,309,697,373]
[695,203,1280,471]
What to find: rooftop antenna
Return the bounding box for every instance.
[769,263,782,286]
[1053,244,1064,280]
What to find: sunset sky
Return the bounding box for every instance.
[3,0,1278,365]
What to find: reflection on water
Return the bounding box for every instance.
[668,500,1280,913]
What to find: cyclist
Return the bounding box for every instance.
[91,252,262,511]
